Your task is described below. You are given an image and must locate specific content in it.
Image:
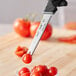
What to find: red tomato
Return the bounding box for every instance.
[31,65,48,75]
[58,37,72,42]
[31,72,42,76]
[30,22,52,40]
[22,54,32,64]
[49,67,57,75]
[64,22,76,30]
[58,35,76,43]
[14,19,30,37]
[18,67,30,76]
[21,72,30,76]
[15,46,28,57]
[70,40,76,44]
[31,66,37,73]
[44,70,51,76]
[17,65,58,76]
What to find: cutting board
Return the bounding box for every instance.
[0,29,76,76]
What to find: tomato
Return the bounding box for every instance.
[64,22,76,30]
[17,65,58,76]
[15,46,28,57]
[30,22,52,40]
[49,67,57,75]
[58,37,72,42]
[58,35,76,44]
[44,70,51,76]
[31,72,42,76]
[18,67,30,76]
[22,54,32,64]
[70,40,76,44]
[21,72,30,76]
[14,19,30,37]
[31,65,48,76]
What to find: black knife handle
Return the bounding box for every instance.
[44,0,68,13]
[44,0,57,13]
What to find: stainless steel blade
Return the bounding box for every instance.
[27,12,53,55]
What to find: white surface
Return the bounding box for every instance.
[0,24,13,36]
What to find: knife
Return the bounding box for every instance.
[27,0,68,55]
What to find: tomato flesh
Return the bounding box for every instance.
[15,46,28,57]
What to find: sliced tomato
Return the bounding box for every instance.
[68,39,76,44]
[15,46,28,57]
[58,35,76,44]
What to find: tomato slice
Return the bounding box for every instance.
[58,35,76,44]
[15,46,28,57]
[68,39,76,44]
